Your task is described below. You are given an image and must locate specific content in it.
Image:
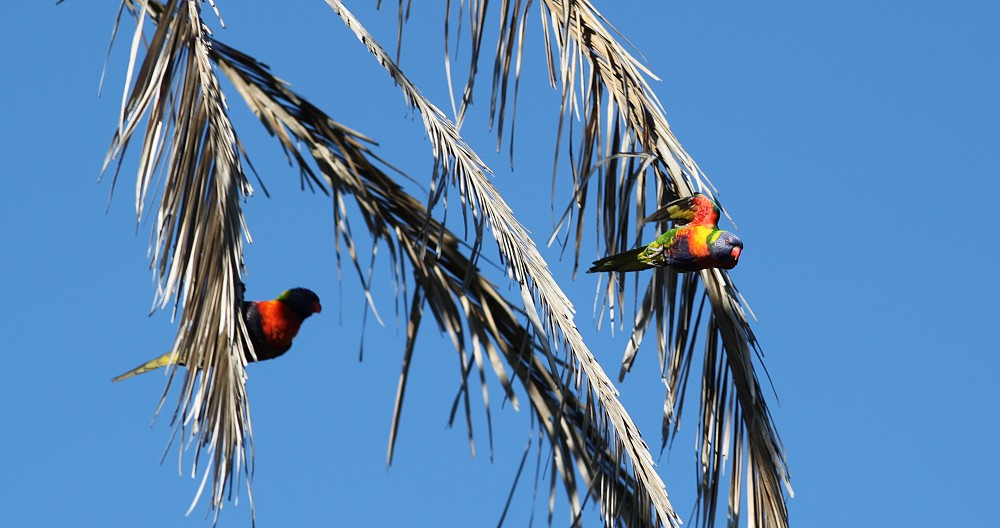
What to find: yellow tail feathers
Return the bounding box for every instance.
[111,352,180,382]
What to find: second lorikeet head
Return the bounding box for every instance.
[708,231,743,270]
[277,288,323,319]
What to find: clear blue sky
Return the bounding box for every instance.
[2,2,998,527]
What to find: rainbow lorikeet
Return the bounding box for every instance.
[112,288,322,382]
[588,193,742,273]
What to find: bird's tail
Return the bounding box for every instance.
[587,248,654,273]
[111,352,179,382]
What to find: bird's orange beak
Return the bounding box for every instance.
[731,246,741,260]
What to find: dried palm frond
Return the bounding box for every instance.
[104,0,255,523]
[326,2,680,527]
[109,1,670,525]
[104,1,790,526]
[422,1,793,526]
[211,20,662,527]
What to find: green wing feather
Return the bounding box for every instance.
[588,247,653,273]
[641,193,720,228]
[588,229,678,273]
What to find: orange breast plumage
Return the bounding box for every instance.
[253,300,304,351]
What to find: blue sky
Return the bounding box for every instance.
[2,1,998,527]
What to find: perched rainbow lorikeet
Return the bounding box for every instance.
[588,193,743,273]
[112,288,322,382]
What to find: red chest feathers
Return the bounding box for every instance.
[255,300,303,349]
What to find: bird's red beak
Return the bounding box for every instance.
[731,246,741,260]
[313,301,323,314]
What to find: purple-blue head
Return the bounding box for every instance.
[708,231,743,270]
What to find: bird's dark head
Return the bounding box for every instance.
[708,231,743,270]
[277,288,323,319]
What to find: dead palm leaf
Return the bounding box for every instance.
[105,1,792,527]
[104,0,256,523]
[211,32,686,526]
[325,2,681,526]
[109,1,670,525]
[426,1,793,526]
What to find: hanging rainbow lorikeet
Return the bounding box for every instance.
[588,193,742,273]
[112,288,322,382]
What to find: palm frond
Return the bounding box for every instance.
[326,2,681,527]
[430,1,793,526]
[108,1,656,523]
[211,18,671,526]
[105,0,255,523]
[104,1,792,526]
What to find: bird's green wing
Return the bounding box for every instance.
[641,193,721,229]
[588,247,652,273]
[635,228,679,267]
[588,228,681,273]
